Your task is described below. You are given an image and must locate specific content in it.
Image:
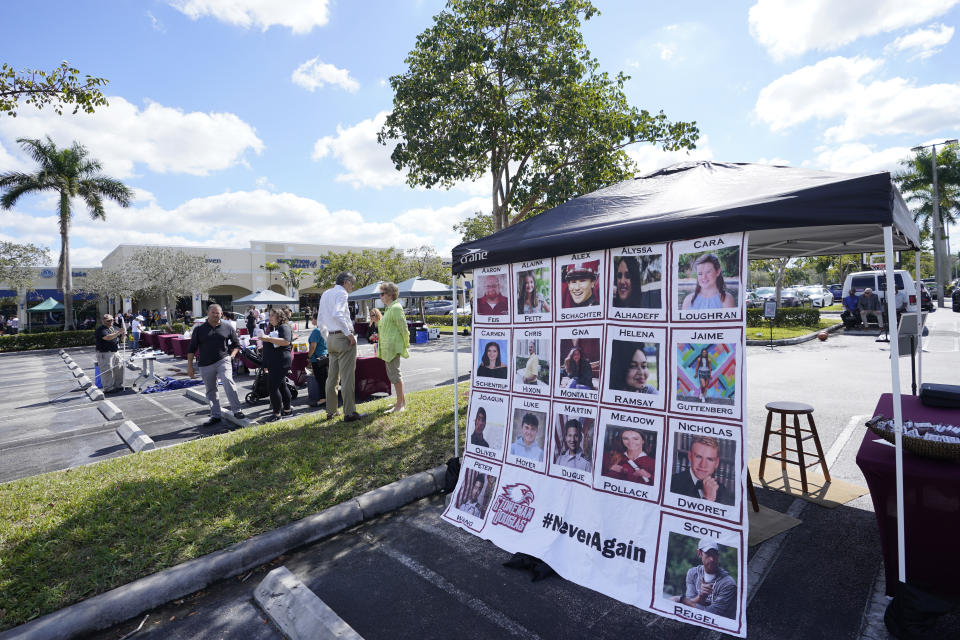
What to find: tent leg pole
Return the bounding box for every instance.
[452,274,459,459]
[916,250,923,389]
[884,226,906,584]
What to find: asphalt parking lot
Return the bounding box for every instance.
[0,334,472,484]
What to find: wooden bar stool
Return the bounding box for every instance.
[759,401,830,494]
[746,470,760,513]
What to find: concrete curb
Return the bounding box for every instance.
[77,376,92,390]
[0,464,447,640]
[746,322,844,346]
[85,387,104,401]
[72,368,86,378]
[254,566,363,640]
[97,400,123,421]
[116,420,155,452]
[184,387,252,428]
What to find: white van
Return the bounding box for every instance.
[841,270,919,313]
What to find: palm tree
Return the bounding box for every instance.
[0,136,133,329]
[279,267,307,297]
[261,261,281,287]
[894,144,960,237]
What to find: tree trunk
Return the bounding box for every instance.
[59,227,74,331]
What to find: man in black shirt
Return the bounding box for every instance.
[95,313,125,394]
[187,304,245,426]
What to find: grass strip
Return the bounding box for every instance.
[0,383,468,631]
[747,318,838,340]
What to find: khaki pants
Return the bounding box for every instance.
[326,333,357,415]
[198,357,241,418]
[96,351,123,391]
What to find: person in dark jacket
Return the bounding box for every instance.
[259,307,294,420]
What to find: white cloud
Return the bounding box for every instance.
[312,111,404,189]
[167,0,330,34]
[0,96,263,178]
[146,10,166,32]
[886,23,955,59]
[626,134,715,175]
[0,140,29,173]
[755,56,960,142]
[254,176,275,190]
[312,111,488,195]
[292,57,359,92]
[2,189,487,265]
[755,56,883,131]
[812,143,912,173]
[748,0,960,60]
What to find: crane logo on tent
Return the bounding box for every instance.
[460,248,489,265]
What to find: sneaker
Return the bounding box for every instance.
[233,411,246,419]
[202,417,222,426]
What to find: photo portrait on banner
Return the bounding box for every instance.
[474,327,511,392]
[597,417,661,497]
[609,245,666,322]
[652,511,744,635]
[670,327,743,420]
[474,264,511,324]
[513,327,552,396]
[465,390,509,461]
[506,396,550,473]
[554,324,603,403]
[672,233,744,323]
[602,325,666,411]
[664,417,741,522]
[513,258,552,323]
[556,250,605,321]
[441,455,503,533]
[548,402,598,485]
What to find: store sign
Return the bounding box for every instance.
[41,269,55,279]
[446,233,749,637]
[277,258,318,268]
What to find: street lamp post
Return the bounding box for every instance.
[911,139,958,308]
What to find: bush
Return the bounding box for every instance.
[746,307,820,328]
[423,314,472,327]
[0,330,95,352]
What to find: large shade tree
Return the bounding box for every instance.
[0,136,133,329]
[379,0,699,232]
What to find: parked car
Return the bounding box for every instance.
[423,300,455,314]
[919,283,934,313]
[923,277,938,299]
[798,285,834,307]
[754,287,776,301]
[953,286,960,312]
[779,288,802,307]
[842,269,919,313]
[745,290,763,308]
[828,283,844,302]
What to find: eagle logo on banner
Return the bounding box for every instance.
[490,483,536,532]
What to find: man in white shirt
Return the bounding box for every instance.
[317,272,363,422]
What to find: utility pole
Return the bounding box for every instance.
[911,139,958,308]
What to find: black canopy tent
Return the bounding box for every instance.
[448,161,922,587]
[451,161,919,272]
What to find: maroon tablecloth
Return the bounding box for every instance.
[171,337,191,358]
[140,332,158,348]
[288,351,308,386]
[156,334,179,355]
[353,321,369,339]
[856,393,960,597]
[355,356,391,399]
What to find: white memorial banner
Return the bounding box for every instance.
[445,233,749,637]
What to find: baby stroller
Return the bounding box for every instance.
[241,346,299,405]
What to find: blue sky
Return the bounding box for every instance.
[2,0,959,266]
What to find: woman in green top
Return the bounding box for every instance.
[378,282,410,413]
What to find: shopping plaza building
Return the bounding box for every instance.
[1,240,374,326]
